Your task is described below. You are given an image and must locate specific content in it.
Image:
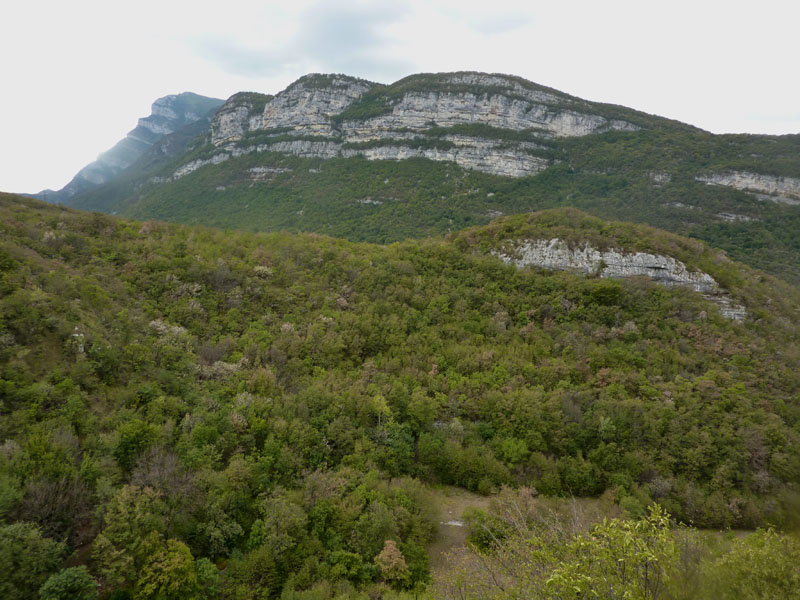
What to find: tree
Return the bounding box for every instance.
[704,528,800,600]
[0,522,66,600]
[437,504,677,600]
[375,540,410,588]
[39,566,99,600]
[15,476,92,547]
[547,505,678,600]
[135,539,199,600]
[114,420,157,473]
[92,486,167,589]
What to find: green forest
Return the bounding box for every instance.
[1,193,800,599]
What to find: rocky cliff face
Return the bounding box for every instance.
[175,72,640,181]
[210,92,271,145]
[339,91,635,140]
[38,93,224,204]
[495,238,746,320]
[262,75,372,135]
[697,171,800,205]
[210,75,371,145]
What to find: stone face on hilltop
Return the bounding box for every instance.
[340,90,634,139]
[185,72,639,181]
[262,75,373,135]
[495,238,747,320]
[210,76,372,145]
[210,92,271,145]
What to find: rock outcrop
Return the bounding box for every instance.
[174,72,641,181]
[697,171,800,205]
[339,91,635,139]
[209,75,371,145]
[262,75,372,135]
[494,238,746,320]
[211,92,271,145]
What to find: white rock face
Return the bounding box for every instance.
[150,97,180,120]
[340,91,634,138]
[137,118,174,136]
[212,105,255,145]
[443,73,561,104]
[171,137,549,180]
[495,238,746,320]
[697,171,800,205]
[342,143,549,178]
[262,76,371,135]
[172,153,230,179]
[498,239,717,292]
[717,212,757,222]
[210,92,272,145]
[196,72,639,179]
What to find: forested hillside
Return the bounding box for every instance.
[2,193,800,598]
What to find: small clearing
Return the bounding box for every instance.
[427,486,491,572]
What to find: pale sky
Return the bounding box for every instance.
[2,0,798,193]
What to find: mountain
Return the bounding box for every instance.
[36,92,224,205]
[48,72,800,285]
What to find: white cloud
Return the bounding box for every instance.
[187,0,414,82]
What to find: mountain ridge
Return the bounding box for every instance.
[38,71,800,284]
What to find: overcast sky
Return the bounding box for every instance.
[2,0,798,193]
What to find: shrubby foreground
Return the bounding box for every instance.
[1,194,799,598]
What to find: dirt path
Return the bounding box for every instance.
[427,486,492,571]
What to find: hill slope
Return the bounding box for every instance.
[2,193,800,595]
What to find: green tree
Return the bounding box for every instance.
[0,522,66,600]
[547,505,677,600]
[704,528,800,600]
[135,539,198,600]
[92,486,166,589]
[114,420,157,473]
[39,566,99,600]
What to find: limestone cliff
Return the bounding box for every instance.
[209,74,372,145]
[210,92,271,145]
[173,72,644,181]
[494,238,746,320]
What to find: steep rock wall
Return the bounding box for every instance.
[210,76,370,145]
[339,91,635,138]
[261,76,372,135]
[195,72,638,179]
